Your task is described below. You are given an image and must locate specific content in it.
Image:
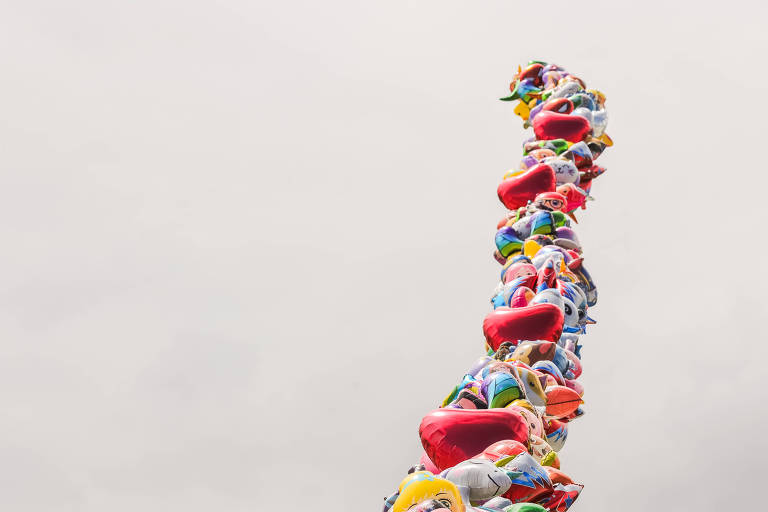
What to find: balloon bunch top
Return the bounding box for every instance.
[381,61,612,512]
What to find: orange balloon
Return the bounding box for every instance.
[544,466,574,485]
[544,386,583,418]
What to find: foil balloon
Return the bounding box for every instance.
[442,459,512,502]
[543,419,569,452]
[533,111,591,143]
[498,452,553,503]
[505,505,548,512]
[543,467,574,486]
[419,408,529,471]
[476,439,529,462]
[537,484,584,512]
[482,305,564,351]
[389,472,465,512]
[544,386,583,418]
[482,372,524,408]
[497,163,556,210]
[383,61,611,512]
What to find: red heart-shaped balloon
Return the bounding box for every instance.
[533,111,591,142]
[482,304,564,352]
[419,409,529,471]
[497,163,556,210]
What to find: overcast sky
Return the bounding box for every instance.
[1,1,767,511]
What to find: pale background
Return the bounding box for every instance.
[1,1,767,511]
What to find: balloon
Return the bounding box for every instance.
[442,459,512,502]
[526,148,557,164]
[498,452,553,503]
[543,466,574,485]
[533,111,591,143]
[546,80,582,100]
[509,341,558,366]
[529,435,556,465]
[501,78,542,103]
[390,472,465,512]
[531,360,565,385]
[504,505,547,512]
[497,163,556,210]
[544,386,583,418]
[563,378,584,397]
[523,138,570,155]
[419,408,529,471]
[536,483,584,512]
[475,439,528,462]
[467,356,494,376]
[552,227,581,252]
[479,497,514,511]
[482,305,564,352]
[544,158,580,185]
[561,348,582,379]
[501,261,537,284]
[540,449,560,469]
[482,372,524,408]
[561,141,593,169]
[555,183,589,216]
[542,97,574,115]
[543,419,569,451]
[507,211,556,240]
[448,388,488,410]
[567,93,595,111]
[512,367,548,407]
[419,452,441,474]
[532,191,569,212]
[519,62,544,81]
[507,402,544,439]
[495,227,524,258]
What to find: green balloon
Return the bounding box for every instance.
[504,503,547,512]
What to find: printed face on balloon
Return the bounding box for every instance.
[392,472,465,512]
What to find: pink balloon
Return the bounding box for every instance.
[418,451,440,474]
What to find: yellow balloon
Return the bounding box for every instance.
[513,100,530,120]
[391,472,465,512]
[523,239,543,259]
[598,132,613,146]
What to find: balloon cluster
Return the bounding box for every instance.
[382,62,612,512]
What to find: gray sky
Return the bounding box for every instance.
[1,1,767,511]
